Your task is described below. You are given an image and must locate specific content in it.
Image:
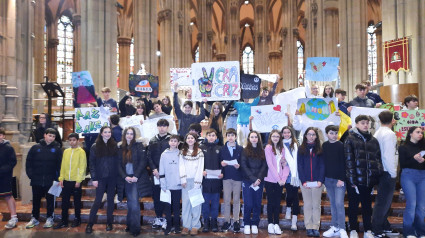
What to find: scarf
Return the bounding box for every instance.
[283,142,301,187]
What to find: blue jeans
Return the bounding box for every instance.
[125,181,141,234]
[371,172,395,234]
[202,193,220,220]
[325,177,346,230]
[401,168,425,237]
[242,181,264,226]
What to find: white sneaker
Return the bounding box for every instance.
[364,230,374,238]
[251,225,258,234]
[350,230,359,238]
[5,217,18,229]
[43,217,54,228]
[114,194,120,204]
[152,217,161,228]
[285,207,292,219]
[102,193,107,203]
[291,215,298,231]
[399,188,404,194]
[405,236,416,238]
[244,225,251,235]
[161,218,167,229]
[274,224,282,235]
[340,229,349,238]
[268,224,275,234]
[26,217,39,229]
[323,226,340,237]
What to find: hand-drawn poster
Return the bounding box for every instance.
[240,74,261,99]
[170,68,192,87]
[305,57,340,82]
[75,107,110,134]
[251,105,288,133]
[191,61,240,101]
[141,115,177,142]
[129,74,159,98]
[393,110,425,140]
[297,98,339,121]
[257,74,279,83]
[379,103,401,112]
[72,71,96,104]
[273,87,306,116]
[350,106,388,134]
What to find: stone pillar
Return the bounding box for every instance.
[134,0,158,75]
[33,0,45,83]
[117,37,132,90]
[81,0,117,96]
[323,8,339,57]
[281,0,298,89]
[72,13,82,72]
[375,28,383,83]
[226,0,240,61]
[46,38,59,81]
[339,0,368,100]
[158,7,172,95]
[254,0,268,73]
[197,0,214,62]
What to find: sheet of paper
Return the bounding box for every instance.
[154,176,160,185]
[250,185,260,191]
[224,159,238,166]
[420,151,425,157]
[306,181,319,188]
[48,181,62,197]
[188,188,205,207]
[206,169,222,179]
[160,189,171,204]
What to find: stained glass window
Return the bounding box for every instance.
[297,40,304,87]
[130,38,134,73]
[44,24,47,77]
[57,15,73,107]
[194,46,199,63]
[367,25,377,85]
[242,45,254,74]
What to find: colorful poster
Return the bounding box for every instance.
[338,110,351,140]
[72,71,96,104]
[305,57,340,82]
[141,115,177,142]
[191,61,240,101]
[129,74,159,98]
[393,110,425,140]
[297,98,338,121]
[384,37,409,74]
[75,107,110,134]
[273,87,306,116]
[251,105,288,133]
[379,103,401,112]
[170,68,192,87]
[350,106,388,134]
[240,74,261,99]
[257,74,279,83]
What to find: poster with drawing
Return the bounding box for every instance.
[170,68,192,87]
[191,61,240,101]
[350,107,388,134]
[75,107,110,134]
[393,110,425,140]
[129,74,159,98]
[273,87,306,116]
[119,115,145,138]
[305,57,340,82]
[141,115,177,142]
[72,71,96,104]
[251,105,288,133]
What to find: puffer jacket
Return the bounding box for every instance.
[344,128,383,187]
[240,149,268,183]
[117,141,151,197]
[147,133,171,172]
[89,143,118,181]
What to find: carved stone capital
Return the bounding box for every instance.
[230,0,238,14]
[207,31,215,41]
[268,50,282,58]
[158,9,172,23]
[281,27,288,38]
[292,28,299,37]
[48,38,59,48]
[311,1,318,15]
[232,34,237,42]
[197,33,203,41]
[206,0,214,7]
[72,14,81,26]
[257,34,263,43]
[216,53,226,61]
[256,4,264,13]
[117,37,132,46]
[301,18,308,29]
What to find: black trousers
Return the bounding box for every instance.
[164,189,182,229]
[285,183,300,215]
[153,184,165,217]
[347,184,373,232]
[32,184,54,219]
[265,181,283,224]
[61,180,82,223]
[88,176,117,224]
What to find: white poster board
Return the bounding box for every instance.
[140,115,177,141]
[251,105,288,133]
[273,87,307,116]
[119,115,145,138]
[170,68,192,87]
[257,74,279,83]
[350,107,388,134]
[75,107,110,134]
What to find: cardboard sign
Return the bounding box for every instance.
[305,57,340,82]
[141,115,177,142]
[170,68,192,87]
[72,71,96,104]
[191,61,240,101]
[251,105,288,133]
[297,98,338,121]
[75,107,110,134]
[240,74,261,99]
[273,87,306,116]
[129,74,159,98]
[350,106,388,135]
[393,110,425,140]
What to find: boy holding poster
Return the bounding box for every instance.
[233,97,260,146]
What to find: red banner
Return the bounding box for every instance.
[384,37,409,74]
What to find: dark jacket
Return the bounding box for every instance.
[118,141,152,197]
[89,143,119,181]
[348,96,375,108]
[96,97,118,112]
[258,82,278,106]
[205,102,232,145]
[366,92,385,104]
[162,105,173,115]
[240,149,268,183]
[0,140,17,178]
[398,140,425,171]
[344,128,383,187]
[26,140,62,187]
[220,142,243,181]
[173,92,206,136]
[112,126,123,143]
[200,142,222,193]
[33,125,62,148]
[142,98,153,116]
[297,144,325,184]
[119,95,137,117]
[322,141,345,181]
[147,133,171,172]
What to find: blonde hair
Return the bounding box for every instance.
[208,102,224,133]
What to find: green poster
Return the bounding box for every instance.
[393,110,425,140]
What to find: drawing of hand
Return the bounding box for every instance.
[198,67,214,97]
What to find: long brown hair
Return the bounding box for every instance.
[267,129,283,155]
[121,127,137,164]
[281,126,299,151]
[207,102,224,133]
[162,96,172,107]
[181,132,200,156]
[135,104,147,120]
[95,126,118,158]
[243,131,265,160]
[299,127,322,155]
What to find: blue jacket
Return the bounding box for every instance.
[233,97,260,126]
[219,142,243,181]
[297,145,325,184]
[112,126,123,142]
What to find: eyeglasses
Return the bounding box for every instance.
[306,133,316,137]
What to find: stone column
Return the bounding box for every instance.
[81,0,117,96]
[33,0,45,83]
[117,37,132,90]
[226,0,240,61]
[254,0,268,73]
[158,7,172,95]
[281,0,298,89]
[46,38,59,81]
[72,13,82,72]
[375,28,383,83]
[323,8,339,57]
[197,0,214,62]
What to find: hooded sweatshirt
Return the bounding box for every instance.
[0,140,17,178]
[59,147,87,183]
[159,148,182,190]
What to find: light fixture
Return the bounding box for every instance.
[244,23,250,27]
[190,22,194,26]
[156,51,161,56]
[336,43,340,47]
[244,0,249,4]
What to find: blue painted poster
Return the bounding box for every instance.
[72,71,96,104]
[305,57,340,82]
[129,74,159,98]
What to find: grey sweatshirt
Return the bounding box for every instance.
[159,148,182,190]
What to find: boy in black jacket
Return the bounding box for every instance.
[25,128,62,229]
[147,119,171,229]
[200,129,222,233]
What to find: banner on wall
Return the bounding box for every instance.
[273,87,306,116]
[75,107,110,134]
[384,37,409,74]
[240,74,261,99]
[350,106,388,135]
[129,74,159,98]
[251,105,288,133]
[305,57,340,82]
[72,71,96,104]
[393,110,425,140]
[170,68,192,87]
[191,61,240,101]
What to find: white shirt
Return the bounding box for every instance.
[374,126,398,178]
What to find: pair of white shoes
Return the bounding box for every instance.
[268,224,282,235]
[244,225,258,235]
[323,226,348,238]
[350,230,373,238]
[285,208,298,231]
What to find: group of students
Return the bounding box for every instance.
[0,81,424,238]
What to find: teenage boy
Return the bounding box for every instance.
[96,87,118,113]
[200,129,223,233]
[362,80,385,107]
[26,128,62,229]
[403,95,419,110]
[347,84,375,113]
[188,123,205,144]
[0,128,18,229]
[233,97,260,146]
[371,111,399,237]
[322,125,348,238]
[220,128,243,233]
[344,115,383,238]
[149,101,168,119]
[109,114,123,143]
[147,119,171,229]
[258,81,278,106]
[335,89,349,115]
[54,133,87,229]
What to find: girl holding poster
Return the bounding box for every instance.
[205,102,232,145]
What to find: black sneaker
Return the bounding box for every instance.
[174,227,181,234]
[221,222,231,232]
[383,230,400,236]
[374,232,388,238]
[233,221,240,233]
[71,219,81,228]
[164,226,172,236]
[202,218,210,233]
[53,221,68,229]
[85,224,93,234]
[211,218,219,232]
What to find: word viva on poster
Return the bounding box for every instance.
[75,108,109,133]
